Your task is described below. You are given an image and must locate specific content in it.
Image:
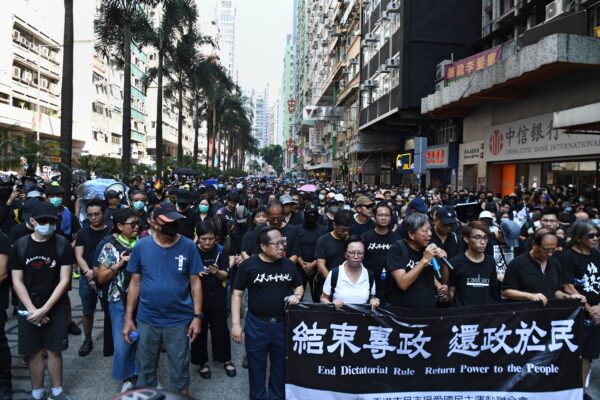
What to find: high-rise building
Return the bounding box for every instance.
[280,34,295,171]
[215,0,236,78]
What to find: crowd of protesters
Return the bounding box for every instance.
[0,172,599,400]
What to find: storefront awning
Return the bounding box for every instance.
[554,102,600,134]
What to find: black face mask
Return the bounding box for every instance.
[160,222,178,238]
[304,213,318,226]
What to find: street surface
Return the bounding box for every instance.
[6,282,600,399]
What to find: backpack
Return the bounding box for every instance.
[14,234,68,267]
[329,266,374,301]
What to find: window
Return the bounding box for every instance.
[92,102,104,114]
[111,135,120,144]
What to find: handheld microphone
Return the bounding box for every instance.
[431,258,443,280]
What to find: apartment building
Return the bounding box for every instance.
[422,0,600,197]
[216,0,236,78]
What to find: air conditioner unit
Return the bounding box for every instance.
[339,79,347,87]
[387,1,401,13]
[41,78,49,88]
[22,71,32,83]
[360,39,370,48]
[20,36,29,46]
[12,66,21,78]
[364,33,378,43]
[363,79,377,88]
[342,67,352,74]
[386,58,400,68]
[49,83,57,94]
[361,0,370,5]
[381,11,391,21]
[349,57,359,65]
[379,64,390,73]
[12,30,20,41]
[545,0,565,22]
[41,47,49,57]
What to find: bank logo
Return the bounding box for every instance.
[489,130,504,156]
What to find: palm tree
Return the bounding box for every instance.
[142,0,197,177]
[60,0,74,205]
[95,0,154,179]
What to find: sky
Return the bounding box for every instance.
[197,0,294,97]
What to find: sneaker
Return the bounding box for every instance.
[48,392,70,400]
[72,270,80,279]
[78,338,93,356]
[120,380,134,393]
[68,321,81,336]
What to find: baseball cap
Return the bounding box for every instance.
[26,189,43,198]
[304,203,318,213]
[436,206,458,225]
[408,197,428,213]
[152,202,186,223]
[31,202,58,222]
[279,194,296,205]
[22,198,41,221]
[334,193,345,203]
[355,196,374,207]
[176,189,191,204]
[479,210,495,220]
[499,220,521,247]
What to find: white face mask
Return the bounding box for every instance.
[35,223,56,237]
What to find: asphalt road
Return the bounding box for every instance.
[6,282,600,399]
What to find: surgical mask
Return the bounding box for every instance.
[49,197,62,207]
[35,223,55,237]
[133,201,145,211]
[319,194,325,201]
[199,204,209,213]
[329,206,339,214]
[159,222,178,238]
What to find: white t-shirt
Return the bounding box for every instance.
[322,262,376,304]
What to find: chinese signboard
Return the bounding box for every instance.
[444,46,502,82]
[286,302,582,400]
[484,113,600,162]
[460,141,484,165]
[303,106,344,121]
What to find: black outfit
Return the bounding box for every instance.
[9,235,76,355]
[75,225,112,270]
[243,223,299,259]
[8,222,34,244]
[431,229,464,260]
[350,217,374,236]
[0,233,11,396]
[191,245,231,366]
[387,240,436,309]
[296,223,327,301]
[560,247,600,360]
[314,233,346,272]
[448,253,499,306]
[286,212,303,226]
[361,228,400,301]
[176,207,198,240]
[147,191,166,206]
[502,253,562,300]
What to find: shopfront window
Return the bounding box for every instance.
[550,161,597,196]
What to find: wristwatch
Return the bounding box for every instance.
[193,313,204,319]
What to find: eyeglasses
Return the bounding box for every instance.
[587,233,600,239]
[361,204,373,209]
[469,235,489,242]
[35,218,56,225]
[268,216,283,221]
[541,247,557,254]
[347,251,365,258]
[123,221,141,227]
[267,240,286,247]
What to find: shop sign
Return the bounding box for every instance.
[425,143,458,169]
[395,153,412,173]
[303,105,344,121]
[444,46,502,82]
[460,141,484,165]
[484,113,600,162]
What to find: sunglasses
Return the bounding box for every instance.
[587,233,600,239]
[35,218,56,225]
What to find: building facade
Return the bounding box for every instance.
[215,0,236,78]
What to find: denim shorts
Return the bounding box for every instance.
[78,277,98,316]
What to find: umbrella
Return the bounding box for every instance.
[203,178,218,186]
[299,183,318,192]
[75,178,123,200]
[174,167,199,176]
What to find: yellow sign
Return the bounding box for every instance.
[396,153,412,171]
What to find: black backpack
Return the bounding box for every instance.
[14,234,68,267]
[329,266,374,301]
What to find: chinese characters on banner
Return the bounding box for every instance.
[484,113,600,162]
[444,46,502,82]
[286,301,583,400]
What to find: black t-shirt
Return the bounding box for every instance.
[431,229,464,260]
[296,223,328,262]
[560,248,600,306]
[198,245,229,310]
[177,207,198,240]
[351,217,375,236]
[233,255,302,318]
[9,222,34,244]
[0,232,10,309]
[502,253,562,300]
[230,224,250,256]
[386,240,436,309]
[361,228,400,277]
[75,225,112,270]
[315,232,346,271]
[287,212,303,226]
[244,223,300,258]
[448,253,499,307]
[9,235,76,307]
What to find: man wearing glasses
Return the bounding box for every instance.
[518,207,566,256]
[448,221,499,306]
[10,202,75,400]
[501,228,583,305]
[232,226,303,400]
[74,199,112,357]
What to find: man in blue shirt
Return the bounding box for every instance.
[123,202,203,396]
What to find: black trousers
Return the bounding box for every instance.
[0,309,12,392]
[190,308,231,366]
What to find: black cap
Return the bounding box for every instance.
[31,202,58,221]
[304,203,318,213]
[435,206,458,224]
[152,202,185,222]
[22,198,41,221]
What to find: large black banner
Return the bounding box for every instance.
[286,301,583,400]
